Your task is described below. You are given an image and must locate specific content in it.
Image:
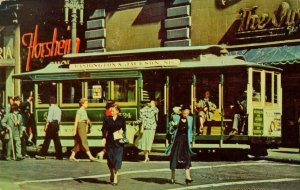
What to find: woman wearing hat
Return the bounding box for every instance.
[166,105,194,185]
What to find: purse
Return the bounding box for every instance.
[113,129,129,144]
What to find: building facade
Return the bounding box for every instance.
[0,1,22,108]
[1,0,299,145]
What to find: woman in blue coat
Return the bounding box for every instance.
[166,105,195,185]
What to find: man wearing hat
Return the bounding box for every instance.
[1,103,25,161]
[13,95,33,158]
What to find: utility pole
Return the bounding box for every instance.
[64,0,84,53]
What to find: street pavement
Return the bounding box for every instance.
[0,147,300,190]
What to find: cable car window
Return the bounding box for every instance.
[265,72,272,103]
[113,79,136,102]
[87,80,109,103]
[253,71,261,102]
[274,74,278,104]
[37,82,57,104]
[62,81,82,104]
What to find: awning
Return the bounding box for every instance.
[229,44,300,65]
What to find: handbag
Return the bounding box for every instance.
[113,129,129,144]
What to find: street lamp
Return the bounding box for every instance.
[64,0,84,53]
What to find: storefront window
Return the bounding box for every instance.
[265,72,272,103]
[37,82,57,104]
[87,80,109,103]
[253,71,261,102]
[62,81,82,104]
[113,79,136,102]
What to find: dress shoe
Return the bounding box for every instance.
[35,155,46,160]
[185,179,193,185]
[16,157,25,161]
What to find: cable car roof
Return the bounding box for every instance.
[13,53,281,81]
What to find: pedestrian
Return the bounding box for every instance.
[1,103,24,161]
[13,95,33,158]
[69,98,96,161]
[135,100,159,162]
[23,105,35,145]
[166,105,194,185]
[0,105,8,160]
[102,104,126,186]
[35,96,63,160]
[96,100,115,160]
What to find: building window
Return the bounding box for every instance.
[253,71,261,102]
[37,82,57,104]
[113,79,136,102]
[87,80,109,103]
[62,81,83,104]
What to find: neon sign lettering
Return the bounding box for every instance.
[22,25,80,71]
[238,2,300,32]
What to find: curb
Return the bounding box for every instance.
[263,156,300,164]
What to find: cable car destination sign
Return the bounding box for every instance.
[69,59,180,70]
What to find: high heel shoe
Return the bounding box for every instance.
[170,179,175,184]
[112,179,118,186]
[69,157,79,162]
[89,157,97,162]
[185,179,193,185]
[143,157,150,163]
[96,152,104,160]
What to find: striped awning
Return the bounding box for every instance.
[229,44,300,65]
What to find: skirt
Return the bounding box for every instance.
[137,129,155,151]
[106,145,124,170]
[170,133,191,170]
[72,122,90,152]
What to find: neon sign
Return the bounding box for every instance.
[238,2,300,32]
[22,25,80,71]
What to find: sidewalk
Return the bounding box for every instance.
[264,147,300,164]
